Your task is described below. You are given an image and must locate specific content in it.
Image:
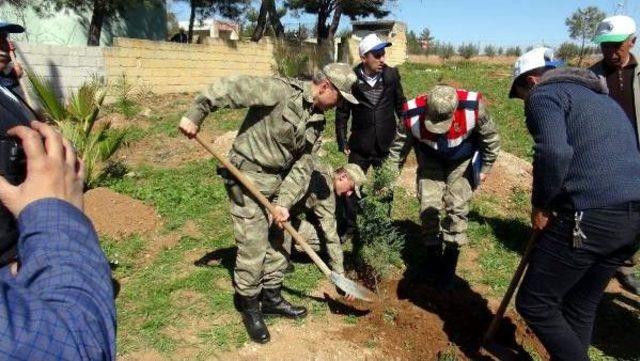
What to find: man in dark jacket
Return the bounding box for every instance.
[590,15,640,295]
[335,33,406,237]
[510,48,640,361]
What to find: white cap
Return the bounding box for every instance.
[358,33,391,56]
[593,15,636,44]
[508,47,563,98]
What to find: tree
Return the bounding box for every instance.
[285,0,393,44]
[565,6,606,66]
[249,0,285,42]
[484,45,496,58]
[556,41,580,62]
[406,30,422,55]
[167,11,181,37]
[34,0,163,46]
[458,43,479,59]
[497,47,504,56]
[419,27,434,53]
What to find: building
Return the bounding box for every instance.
[337,20,408,66]
[177,19,240,43]
[0,2,167,46]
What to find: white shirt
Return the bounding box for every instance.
[360,68,382,88]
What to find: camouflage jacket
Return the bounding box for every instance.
[277,160,344,274]
[183,75,325,205]
[387,101,500,173]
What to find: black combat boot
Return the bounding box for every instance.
[424,243,443,283]
[437,244,460,291]
[616,272,640,295]
[237,294,270,344]
[261,287,308,319]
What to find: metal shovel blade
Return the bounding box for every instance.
[330,271,378,302]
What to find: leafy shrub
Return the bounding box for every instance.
[484,45,497,58]
[438,42,456,60]
[505,46,522,57]
[112,74,140,118]
[356,164,405,289]
[273,41,311,78]
[458,43,479,59]
[557,41,580,61]
[28,73,129,187]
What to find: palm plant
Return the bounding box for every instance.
[27,73,128,188]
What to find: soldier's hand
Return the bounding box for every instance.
[531,207,551,231]
[273,205,290,228]
[479,173,488,183]
[343,145,351,156]
[179,117,199,138]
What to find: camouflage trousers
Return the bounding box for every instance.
[224,170,289,297]
[283,217,345,274]
[417,156,473,247]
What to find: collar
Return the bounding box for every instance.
[302,81,314,105]
[603,53,638,72]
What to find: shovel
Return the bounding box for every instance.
[481,231,538,359]
[193,134,378,303]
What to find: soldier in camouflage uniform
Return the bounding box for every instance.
[178,63,358,344]
[274,161,367,276]
[388,85,500,289]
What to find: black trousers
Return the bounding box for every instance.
[516,202,640,361]
[338,151,387,236]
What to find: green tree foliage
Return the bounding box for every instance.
[556,41,580,61]
[27,74,128,187]
[406,30,422,55]
[497,46,504,56]
[285,0,393,44]
[32,0,164,46]
[458,43,479,59]
[356,164,404,288]
[565,6,606,66]
[484,45,496,57]
[505,46,522,57]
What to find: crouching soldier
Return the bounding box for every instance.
[274,162,367,278]
[388,85,500,289]
[178,63,358,344]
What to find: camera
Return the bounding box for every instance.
[0,135,25,266]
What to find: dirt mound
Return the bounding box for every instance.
[85,187,161,239]
[342,280,547,360]
[481,151,532,196]
[397,151,532,199]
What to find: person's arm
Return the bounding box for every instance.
[475,101,501,175]
[387,120,414,171]
[525,91,574,210]
[335,101,351,153]
[393,68,407,120]
[0,122,115,360]
[0,200,115,360]
[179,76,288,136]
[312,190,344,274]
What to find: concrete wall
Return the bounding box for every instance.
[339,22,408,67]
[103,38,276,95]
[13,42,105,97]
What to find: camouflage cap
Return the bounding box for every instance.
[322,63,359,104]
[425,85,458,134]
[342,163,367,198]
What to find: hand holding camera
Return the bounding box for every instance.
[0,121,84,216]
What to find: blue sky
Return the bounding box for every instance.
[168,0,640,47]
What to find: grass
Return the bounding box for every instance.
[98,61,638,360]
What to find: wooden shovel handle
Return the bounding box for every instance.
[193,135,333,277]
[483,231,538,344]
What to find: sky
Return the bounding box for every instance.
[168,0,640,48]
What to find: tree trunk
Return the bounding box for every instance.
[87,0,106,46]
[578,35,586,66]
[266,0,284,38]
[251,0,269,42]
[188,0,197,44]
[316,3,330,45]
[327,0,343,40]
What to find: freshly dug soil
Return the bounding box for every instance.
[84,187,161,239]
[342,279,547,360]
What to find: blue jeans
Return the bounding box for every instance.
[516,202,640,361]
